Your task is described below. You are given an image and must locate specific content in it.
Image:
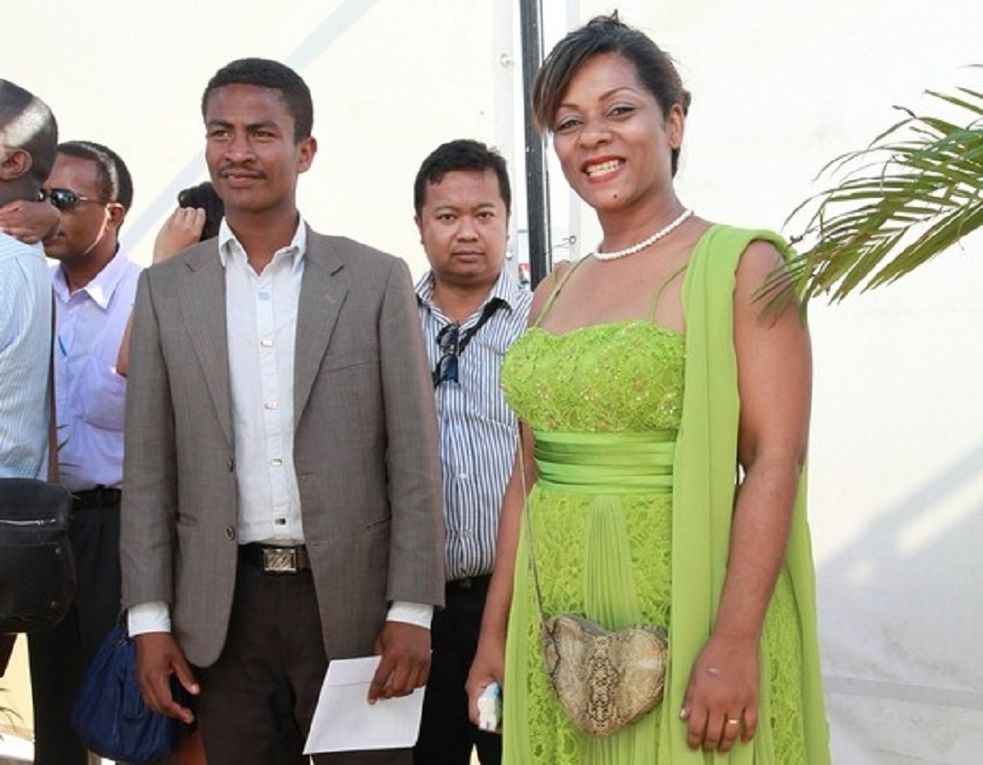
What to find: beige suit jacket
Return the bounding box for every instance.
[120,228,444,667]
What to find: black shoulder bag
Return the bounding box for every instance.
[0,292,76,634]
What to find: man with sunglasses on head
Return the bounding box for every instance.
[25,140,142,764]
[0,79,58,677]
[412,140,531,765]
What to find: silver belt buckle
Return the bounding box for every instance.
[262,547,298,574]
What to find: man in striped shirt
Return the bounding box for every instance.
[412,140,531,765]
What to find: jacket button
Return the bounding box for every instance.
[227,458,235,472]
[225,526,236,540]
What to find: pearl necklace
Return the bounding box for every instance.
[593,208,694,262]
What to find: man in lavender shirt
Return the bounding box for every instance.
[27,140,141,764]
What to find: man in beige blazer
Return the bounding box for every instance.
[120,58,444,764]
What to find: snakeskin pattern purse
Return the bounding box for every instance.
[539,614,668,736]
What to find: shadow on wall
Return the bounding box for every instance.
[817,441,983,764]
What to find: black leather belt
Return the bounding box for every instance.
[239,543,311,574]
[446,574,492,593]
[72,487,122,510]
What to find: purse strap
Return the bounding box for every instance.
[47,290,58,483]
[517,434,551,626]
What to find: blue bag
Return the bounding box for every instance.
[71,622,183,762]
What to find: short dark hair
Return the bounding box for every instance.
[0,79,58,185]
[201,58,313,142]
[177,181,225,241]
[58,141,134,209]
[413,139,511,217]
[532,13,691,176]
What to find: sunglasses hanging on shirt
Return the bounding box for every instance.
[432,298,506,387]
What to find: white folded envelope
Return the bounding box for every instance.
[303,656,426,754]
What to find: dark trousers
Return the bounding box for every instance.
[195,557,409,765]
[28,492,122,765]
[413,577,501,765]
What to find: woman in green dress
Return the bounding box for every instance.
[466,13,830,765]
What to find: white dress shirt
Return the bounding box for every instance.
[130,219,430,634]
[0,233,51,480]
[223,219,306,544]
[50,250,141,491]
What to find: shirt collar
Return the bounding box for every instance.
[415,268,523,315]
[217,216,308,273]
[487,268,523,309]
[52,248,131,310]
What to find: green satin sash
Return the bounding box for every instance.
[533,430,675,495]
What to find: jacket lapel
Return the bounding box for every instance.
[294,232,347,425]
[179,244,233,447]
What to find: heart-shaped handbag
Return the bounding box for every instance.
[540,613,668,737]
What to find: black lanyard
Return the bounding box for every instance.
[443,298,505,355]
[432,298,506,386]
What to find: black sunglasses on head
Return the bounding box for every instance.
[432,324,461,386]
[41,188,100,212]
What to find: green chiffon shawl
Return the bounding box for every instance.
[664,225,831,763]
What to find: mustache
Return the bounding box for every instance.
[219,165,265,178]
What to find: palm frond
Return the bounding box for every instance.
[778,76,983,304]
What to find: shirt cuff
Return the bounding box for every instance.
[127,601,171,636]
[386,601,433,630]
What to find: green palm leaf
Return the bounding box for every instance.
[775,73,983,305]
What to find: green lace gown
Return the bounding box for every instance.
[499,226,830,764]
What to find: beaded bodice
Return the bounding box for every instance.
[501,320,685,433]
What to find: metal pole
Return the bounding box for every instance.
[518,0,551,288]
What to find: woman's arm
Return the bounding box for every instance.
[152,207,205,264]
[117,207,206,376]
[0,200,60,244]
[466,423,536,725]
[681,240,812,753]
[465,265,564,724]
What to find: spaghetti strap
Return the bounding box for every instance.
[531,258,589,328]
[647,262,689,322]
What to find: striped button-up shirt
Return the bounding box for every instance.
[0,233,51,480]
[416,269,531,581]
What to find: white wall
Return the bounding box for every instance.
[6,2,982,762]
[5,0,512,275]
